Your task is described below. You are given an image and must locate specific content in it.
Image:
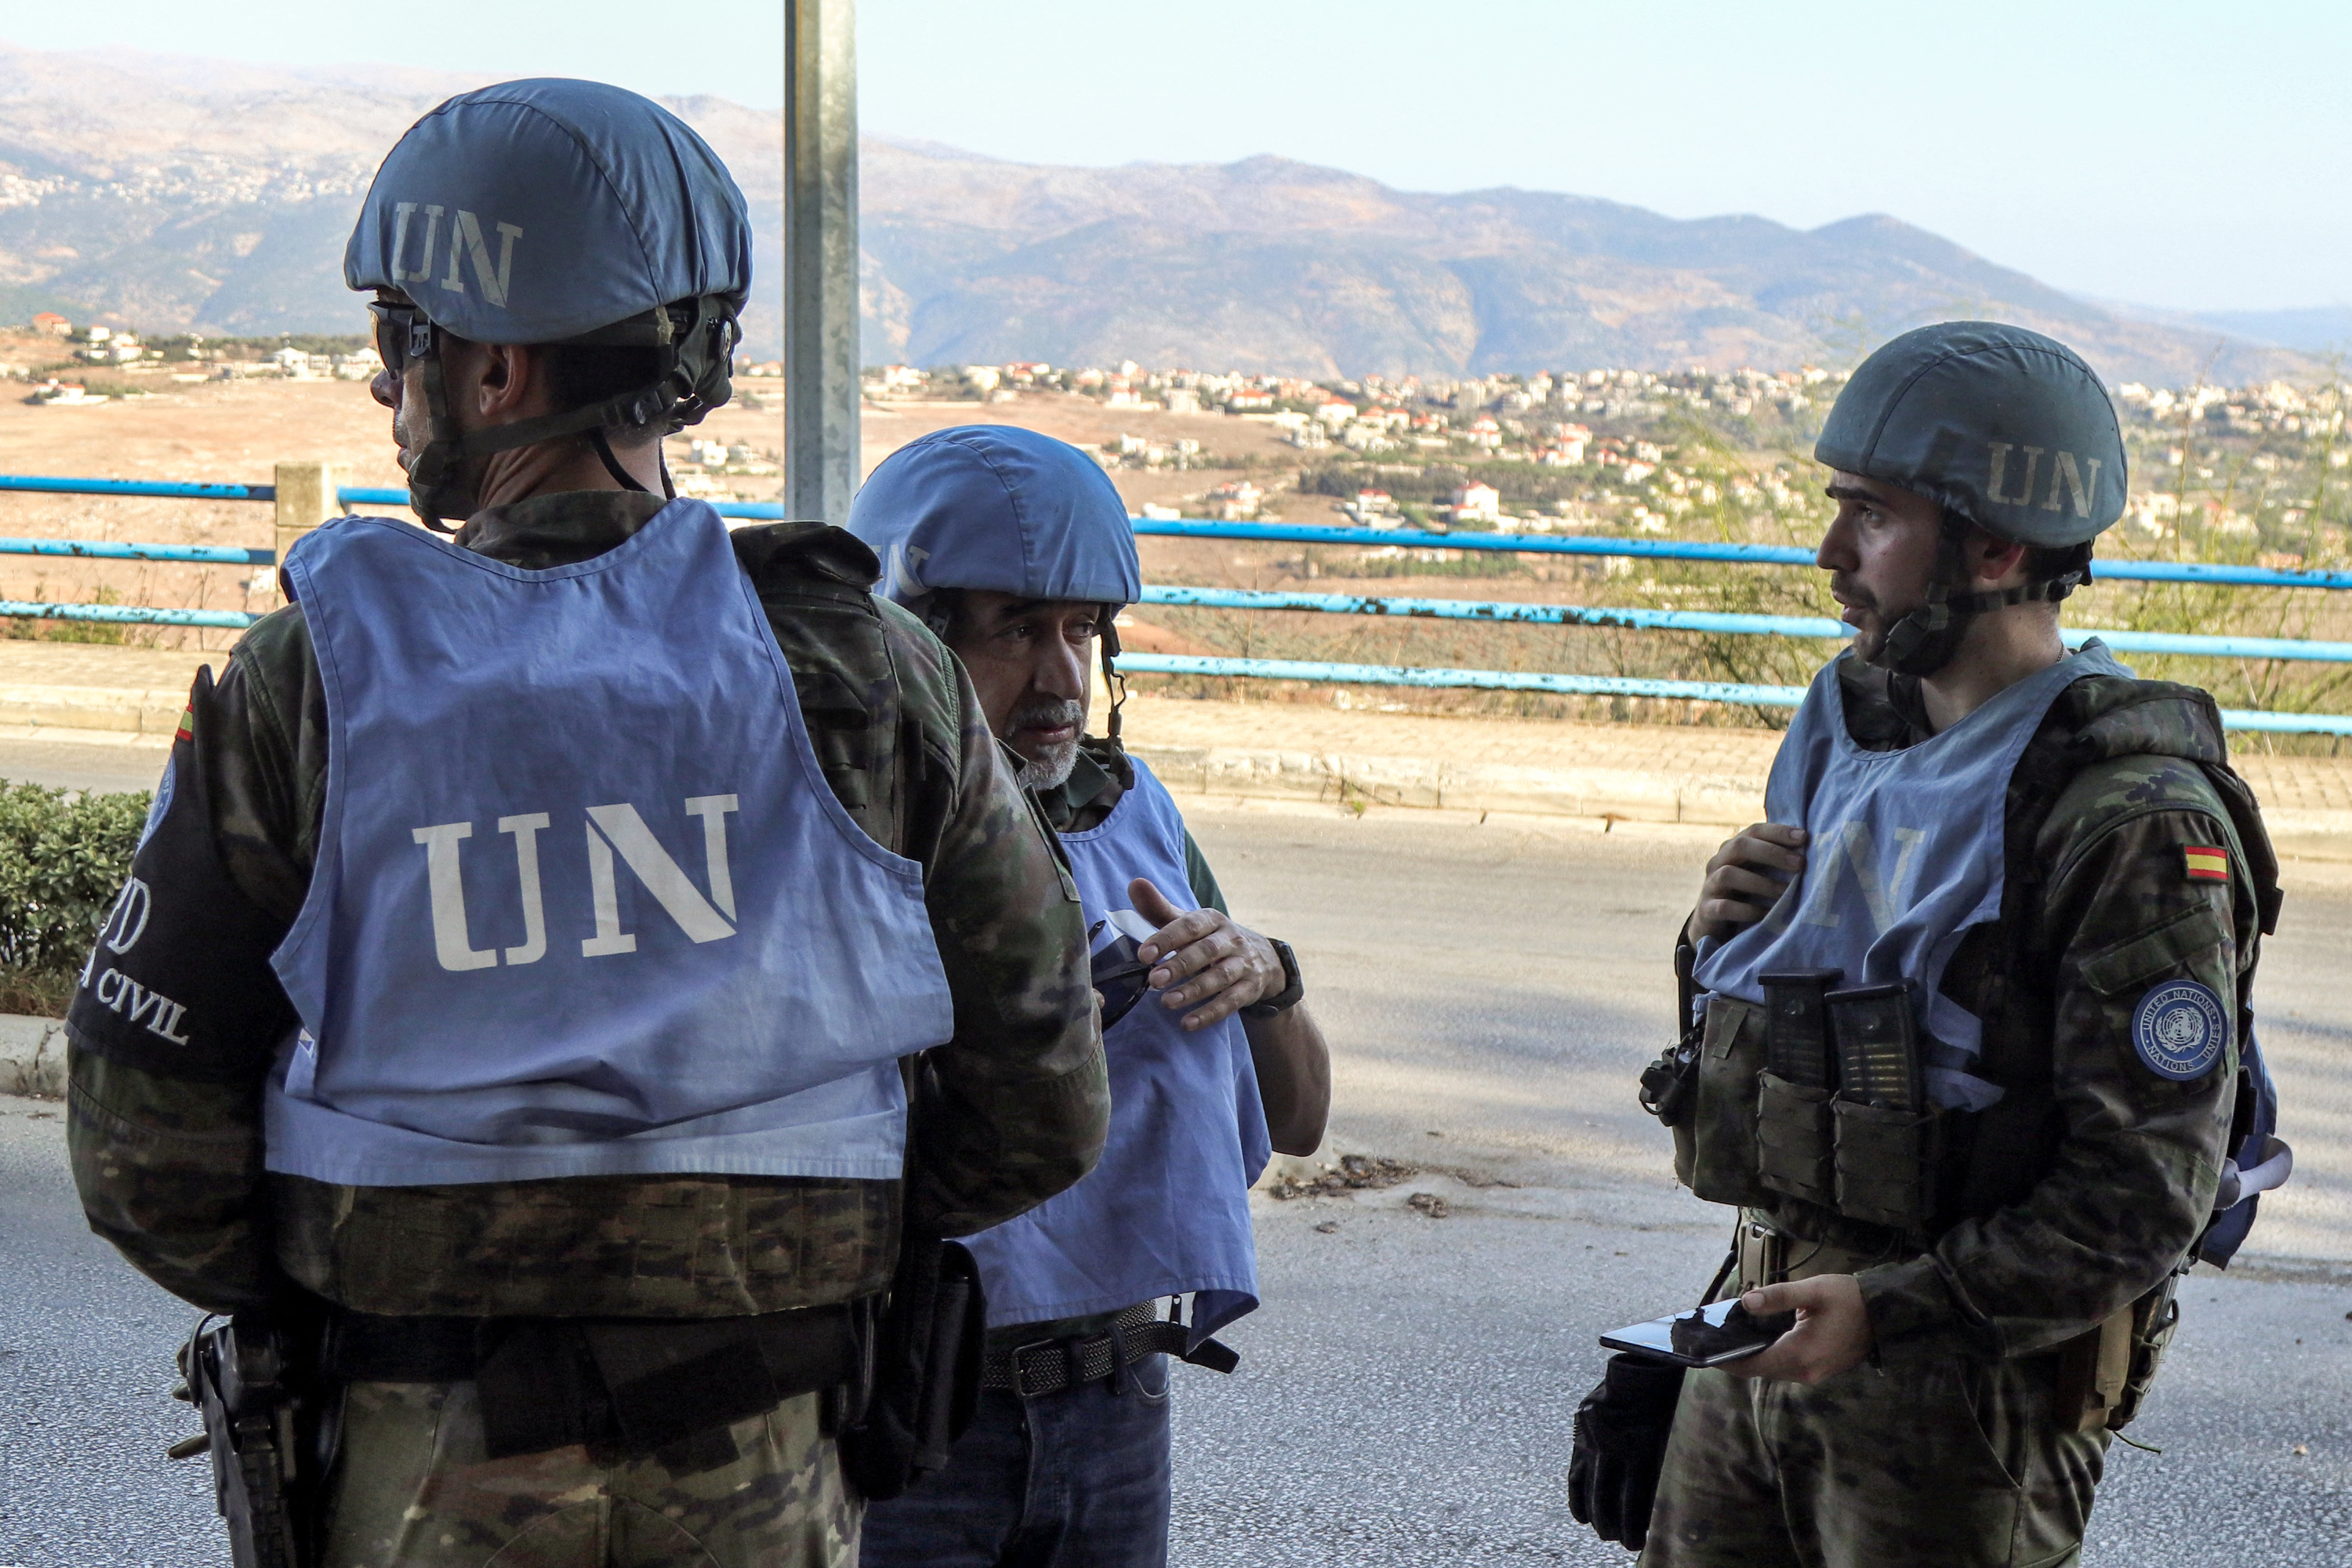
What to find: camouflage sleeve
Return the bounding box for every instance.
[66,622,311,1312]
[68,1053,279,1312]
[891,622,1108,1238]
[1860,784,2243,1361]
[1181,826,1229,916]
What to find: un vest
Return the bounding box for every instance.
[1693,642,2132,1112]
[264,501,954,1187]
[960,755,1271,1340]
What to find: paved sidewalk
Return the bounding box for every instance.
[1118,691,1780,826]
[0,644,223,738]
[2,643,2348,843]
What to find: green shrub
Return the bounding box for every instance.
[0,782,149,1014]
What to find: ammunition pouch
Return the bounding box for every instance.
[1679,971,1954,1235]
[1831,1099,1942,1231]
[1754,1072,1837,1207]
[1674,996,1777,1207]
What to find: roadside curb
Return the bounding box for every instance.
[0,683,191,738]
[6,671,2352,840]
[1,1014,67,1097]
[1131,741,1762,826]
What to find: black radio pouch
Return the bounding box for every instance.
[837,1234,987,1501]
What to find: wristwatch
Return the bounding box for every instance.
[1243,938,1304,1019]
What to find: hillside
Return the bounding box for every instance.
[858,142,2315,386]
[0,42,2317,384]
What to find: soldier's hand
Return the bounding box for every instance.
[1720,1276,1871,1385]
[1686,822,1808,946]
[1131,877,1283,1032]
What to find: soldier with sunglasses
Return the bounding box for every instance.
[64,82,1106,1568]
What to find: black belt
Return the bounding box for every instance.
[981,1302,1239,1398]
[328,1301,862,1460]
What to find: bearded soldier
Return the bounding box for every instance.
[1568,321,2288,1567]
[847,426,1331,1568]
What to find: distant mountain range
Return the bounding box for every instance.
[0,42,2335,387]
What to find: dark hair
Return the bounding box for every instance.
[1947,506,2093,597]
[541,343,665,438]
[2027,540,2095,592]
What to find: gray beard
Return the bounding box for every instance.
[1008,699,1083,790]
[1014,742,1079,791]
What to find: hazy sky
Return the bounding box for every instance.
[8,1,2346,312]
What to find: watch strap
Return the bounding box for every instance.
[1243,938,1303,1018]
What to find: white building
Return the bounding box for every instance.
[1452,481,1501,524]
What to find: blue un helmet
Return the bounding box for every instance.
[345,79,753,525]
[846,426,1143,739]
[1814,321,2129,676]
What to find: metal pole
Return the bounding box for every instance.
[784,0,859,524]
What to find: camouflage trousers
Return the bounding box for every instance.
[1639,1353,2109,1568]
[319,1381,858,1568]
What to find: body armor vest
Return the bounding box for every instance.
[265,501,954,1186]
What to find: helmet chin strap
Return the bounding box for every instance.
[402,300,728,528]
[1100,613,1128,749]
[1867,511,2087,678]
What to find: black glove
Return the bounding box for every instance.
[1566,1352,1686,1552]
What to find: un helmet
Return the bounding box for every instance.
[346,79,752,525]
[846,426,1142,739]
[1815,321,2128,675]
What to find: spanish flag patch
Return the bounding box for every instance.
[2183,845,2229,883]
[174,706,194,744]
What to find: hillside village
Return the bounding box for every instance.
[862,357,2352,571]
[2,311,382,405]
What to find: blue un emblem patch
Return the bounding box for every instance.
[2132,979,2227,1081]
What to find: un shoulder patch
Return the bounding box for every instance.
[2132,979,2227,1080]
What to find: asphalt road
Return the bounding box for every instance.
[1,777,2347,1566]
[1169,800,2352,1567]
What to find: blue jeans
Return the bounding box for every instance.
[858,1352,1173,1568]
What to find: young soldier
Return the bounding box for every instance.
[1568,322,2286,1566]
[66,83,1104,1568]
[847,426,1332,1568]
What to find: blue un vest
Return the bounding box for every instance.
[1692,642,2132,1111]
[961,756,1271,1340]
[265,502,954,1186]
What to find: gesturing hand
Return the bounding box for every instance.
[1686,822,1809,946]
[1130,877,1283,1032]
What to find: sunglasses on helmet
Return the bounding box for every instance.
[368,300,436,379]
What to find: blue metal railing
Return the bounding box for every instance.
[3,473,2350,728]
[0,539,270,564]
[1116,655,2352,735]
[0,601,256,629]
[1131,518,2352,592]
[0,475,278,503]
[0,477,785,626]
[1136,586,2352,664]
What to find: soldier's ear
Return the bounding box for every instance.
[1964,528,2030,588]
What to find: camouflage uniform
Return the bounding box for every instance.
[1642,662,2276,1568]
[66,492,1109,1565]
